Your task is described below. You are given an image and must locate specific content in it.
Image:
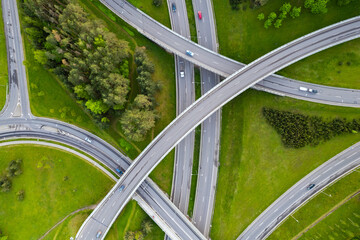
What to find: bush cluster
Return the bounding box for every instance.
[0,159,23,192]
[258,2,301,29]
[262,108,360,148]
[229,0,268,11]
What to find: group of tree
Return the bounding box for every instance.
[337,0,355,6]
[304,0,329,14]
[119,47,158,142]
[258,2,301,29]
[0,159,23,193]
[153,0,163,7]
[22,0,130,122]
[229,0,268,11]
[262,107,360,148]
[124,220,153,240]
[22,0,159,140]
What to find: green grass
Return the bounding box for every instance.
[127,0,171,28]
[213,0,360,87]
[279,39,360,89]
[0,0,8,111]
[185,0,197,42]
[269,170,360,240]
[0,145,114,239]
[106,200,165,240]
[210,89,360,240]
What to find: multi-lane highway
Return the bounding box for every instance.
[167,0,196,216]
[0,1,206,239]
[191,0,221,236]
[100,0,360,107]
[77,15,360,239]
[238,142,360,240]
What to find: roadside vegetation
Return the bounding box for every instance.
[18,0,176,194]
[210,90,360,240]
[0,0,8,112]
[213,0,360,87]
[269,169,360,240]
[0,145,114,239]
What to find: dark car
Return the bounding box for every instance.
[306,183,315,190]
[172,3,176,12]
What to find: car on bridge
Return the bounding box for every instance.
[186,50,194,57]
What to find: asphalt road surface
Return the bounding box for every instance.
[191,0,221,237]
[101,0,360,108]
[77,16,360,240]
[167,0,195,216]
[238,142,360,240]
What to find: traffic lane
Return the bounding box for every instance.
[241,147,360,240]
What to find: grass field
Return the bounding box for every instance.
[210,90,360,240]
[213,0,360,88]
[269,170,360,240]
[0,0,8,111]
[0,145,114,239]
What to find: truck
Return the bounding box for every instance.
[179,60,185,78]
[299,86,318,93]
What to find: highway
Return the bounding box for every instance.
[191,0,221,237]
[167,0,195,216]
[100,0,360,108]
[77,16,360,240]
[0,1,206,239]
[238,141,360,240]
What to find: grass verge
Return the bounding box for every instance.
[269,169,360,240]
[213,0,360,87]
[210,89,360,240]
[0,0,9,111]
[0,145,114,239]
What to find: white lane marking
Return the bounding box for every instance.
[174,41,180,45]
[213,61,218,64]
[289,194,295,199]
[156,31,162,35]
[102,218,105,223]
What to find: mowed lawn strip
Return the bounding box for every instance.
[213,0,360,88]
[269,170,360,240]
[0,145,114,239]
[0,0,9,110]
[210,90,360,240]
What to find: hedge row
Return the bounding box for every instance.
[262,107,360,148]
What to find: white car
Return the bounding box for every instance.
[85,137,92,143]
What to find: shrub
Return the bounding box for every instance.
[257,13,265,20]
[153,0,163,7]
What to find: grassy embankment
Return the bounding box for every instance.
[0,145,113,239]
[213,0,360,88]
[269,169,360,240]
[0,0,9,111]
[210,90,360,240]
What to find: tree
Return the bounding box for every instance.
[153,0,163,7]
[290,6,301,18]
[133,95,153,110]
[264,19,272,29]
[33,50,48,65]
[257,13,265,20]
[279,2,292,13]
[0,175,12,192]
[274,19,283,28]
[304,0,329,14]
[120,108,156,141]
[268,12,277,20]
[135,231,144,240]
[253,0,269,7]
[85,99,110,115]
[229,0,241,10]
[278,12,287,19]
[141,220,153,235]
[124,231,135,240]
